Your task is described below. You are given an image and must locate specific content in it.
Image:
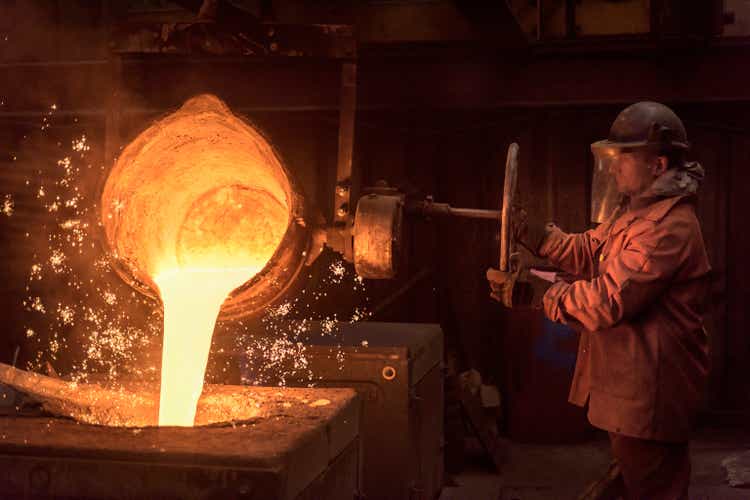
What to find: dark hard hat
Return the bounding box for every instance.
[592,101,689,154]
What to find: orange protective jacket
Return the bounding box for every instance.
[539,191,711,442]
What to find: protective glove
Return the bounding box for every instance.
[511,206,555,257]
[486,268,533,308]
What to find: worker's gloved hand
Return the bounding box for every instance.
[486,268,533,308]
[511,206,555,257]
[487,268,513,305]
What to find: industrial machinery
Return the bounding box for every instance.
[0,3,519,499]
[0,362,361,500]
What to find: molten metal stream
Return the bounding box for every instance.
[152,186,287,426]
[154,268,260,426]
[101,95,294,426]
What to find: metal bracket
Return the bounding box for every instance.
[333,62,357,226]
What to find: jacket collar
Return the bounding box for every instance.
[608,195,690,236]
[628,194,691,222]
[614,161,704,227]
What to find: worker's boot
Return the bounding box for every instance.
[577,460,626,500]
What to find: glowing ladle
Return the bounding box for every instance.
[101,95,293,426]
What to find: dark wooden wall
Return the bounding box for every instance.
[2,98,749,411]
[1,1,750,412]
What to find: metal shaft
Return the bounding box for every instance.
[500,143,519,272]
[406,201,500,220]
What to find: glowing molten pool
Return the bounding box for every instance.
[101,95,292,426]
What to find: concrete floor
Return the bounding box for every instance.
[439,426,750,500]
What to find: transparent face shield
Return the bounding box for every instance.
[590,144,624,224]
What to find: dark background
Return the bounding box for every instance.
[0,1,748,429]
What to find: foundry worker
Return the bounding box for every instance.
[489,102,711,499]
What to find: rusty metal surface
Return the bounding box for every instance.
[0,362,356,430]
[301,322,443,500]
[0,388,358,500]
[219,321,444,500]
[302,321,444,388]
[352,193,404,279]
[0,386,358,499]
[0,437,359,500]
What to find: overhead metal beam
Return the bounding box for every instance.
[2,43,750,114]
[356,43,750,108]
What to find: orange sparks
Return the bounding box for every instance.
[101,95,292,426]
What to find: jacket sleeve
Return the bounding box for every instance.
[539,222,610,280]
[543,218,689,332]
